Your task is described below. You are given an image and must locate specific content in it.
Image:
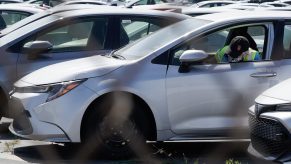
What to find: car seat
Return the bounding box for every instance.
[225,27,259,51]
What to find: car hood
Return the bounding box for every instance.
[255,78,291,105]
[15,55,127,87]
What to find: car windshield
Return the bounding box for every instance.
[115,18,211,60]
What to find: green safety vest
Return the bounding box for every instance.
[215,46,260,63]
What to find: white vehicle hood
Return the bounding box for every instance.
[255,78,291,105]
[15,55,127,87]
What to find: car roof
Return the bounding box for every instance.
[252,6,291,11]
[217,2,272,8]
[53,6,191,20]
[196,10,291,22]
[58,0,108,6]
[197,0,236,5]
[182,6,238,14]
[0,0,22,2]
[0,4,44,13]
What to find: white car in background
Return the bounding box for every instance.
[248,77,291,162]
[191,0,236,8]
[0,4,44,30]
[9,11,291,158]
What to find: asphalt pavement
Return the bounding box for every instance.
[0,118,276,164]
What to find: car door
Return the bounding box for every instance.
[276,21,291,82]
[166,22,280,137]
[15,17,112,79]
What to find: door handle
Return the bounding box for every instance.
[250,72,277,78]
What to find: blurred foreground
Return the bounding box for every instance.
[0,118,275,164]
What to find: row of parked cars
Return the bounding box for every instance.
[0,0,291,161]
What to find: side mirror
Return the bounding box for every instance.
[22,41,53,59]
[178,50,208,73]
[179,50,208,63]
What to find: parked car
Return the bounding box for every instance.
[191,0,236,8]
[252,6,291,11]
[0,6,189,119]
[217,3,272,10]
[56,0,108,6]
[125,0,168,8]
[0,4,43,30]
[248,80,291,161]
[181,7,239,16]
[0,0,23,4]
[275,0,291,5]
[24,0,63,7]
[9,11,291,157]
[261,2,290,7]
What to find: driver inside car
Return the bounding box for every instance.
[215,36,261,63]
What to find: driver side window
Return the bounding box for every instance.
[170,25,267,66]
[20,18,108,53]
[171,30,228,65]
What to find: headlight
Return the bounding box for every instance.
[255,103,276,117]
[14,79,86,102]
[276,104,291,111]
[254,103,291,117]
[14,85,50,93]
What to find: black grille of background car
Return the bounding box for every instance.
[249,113,290,158]
[9,98,32,135]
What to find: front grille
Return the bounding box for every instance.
[249,113,290,158]
[9,98,32,135]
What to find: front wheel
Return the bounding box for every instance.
[82,93,151,159]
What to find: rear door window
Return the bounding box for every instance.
[283,25,291,58]
[120,17,162,47]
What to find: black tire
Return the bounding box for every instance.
[81,92,151,159]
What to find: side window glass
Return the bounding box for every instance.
[171,30,229,65]
[120,19,161,46]
[36,21,94,51]
[283,25,291,58]
[1,11,30,27]
[135,0,147,5]
[170,25,266,66]
[201,4,210,7]
[247,26,266,53]
[23,18,107,53]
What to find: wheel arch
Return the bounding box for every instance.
[80,91,157,142]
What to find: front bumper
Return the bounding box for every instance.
[9,96,70,142]
[8,83,97,142]
[248,109,291,162]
